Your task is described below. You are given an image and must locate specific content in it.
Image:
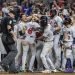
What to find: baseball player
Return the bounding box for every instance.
[14,14,27,71]
[37,16,57,73]
[70,15,75,68]
[62,17,74,72]
[21,15,40,72]
[49,9,63,70]
[35,19,44,71]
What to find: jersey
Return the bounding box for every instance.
[25,21,40,44]
[63,26,74,42]
[54,16,63,27]
[70,25,75,38]
[25,21,40,37]
[62,9,69,16]
[43,24,54,42]
[17,21,26,38]
[49,16,63,34]
[49,19,57,27]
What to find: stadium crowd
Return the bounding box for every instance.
[0,0,75,74]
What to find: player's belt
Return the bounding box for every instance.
[53,32,59,35]
[30,36,33,37]
[63,41,73,43]
[65,46,72,49]
[63,41,67,43]
[44,40,53,42]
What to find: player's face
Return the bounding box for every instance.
[32,17,35,21]
[22,15,27,22]
[32,15,36,22]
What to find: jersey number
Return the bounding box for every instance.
[28,28,33,34]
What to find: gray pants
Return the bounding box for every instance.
[15,39,22,69]
[53,34,61,69]
[1,34,17,72]
[40,41,55,70]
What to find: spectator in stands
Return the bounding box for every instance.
[22,0,33,16]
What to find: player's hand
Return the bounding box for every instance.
[7,25,12,30]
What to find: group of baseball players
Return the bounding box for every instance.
[0,0,75,74]
[11,8,75,73]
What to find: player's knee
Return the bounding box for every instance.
[40,54,45,59]
[66,50,72,58]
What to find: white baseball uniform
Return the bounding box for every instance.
[62,25,74,69]
[22,21,40,71]
[49,15,63,69]
[62,9,69,16]
[14,21,26,70]
[70,25,75,66]
[40,24,56,71]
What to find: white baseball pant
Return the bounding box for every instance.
[62,42,73,69]
[22,43,29,71]
[29,44,36,71]
[15,39,22,69]
[53,34,61,69]
[72,44,75,61]
[40,41,55,70]
[22,36,36,71]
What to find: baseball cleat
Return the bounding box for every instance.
[27,69,34,73]
[52,69,58,72]
[41,70,51,73]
